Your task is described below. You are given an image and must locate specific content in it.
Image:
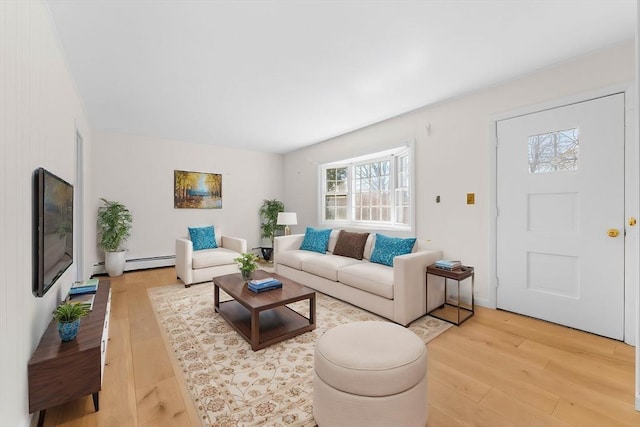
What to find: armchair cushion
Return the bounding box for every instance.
[188,225,217,250]
[192,247,239,269]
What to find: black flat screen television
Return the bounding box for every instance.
[33,168,74,297]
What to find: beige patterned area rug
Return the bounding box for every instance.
[148,282,452,427]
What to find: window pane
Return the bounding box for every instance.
[327,169,336,180]
[381,207,390,221]
[528,128,579,173]
[371,192,379,206]
[326,208,335,220]
[337,168,347,180]
[362,208,370,221]
[327,181,336,192]
[337,180,347,193]
[336,195,347,206]
[336,207,347,219]
[371,208,380,221]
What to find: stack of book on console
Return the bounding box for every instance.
[68,278,99,310]
[435,260,462,271]
[248,277,283,293]
[69,278,99,295]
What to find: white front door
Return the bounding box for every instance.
[496,93,625,340]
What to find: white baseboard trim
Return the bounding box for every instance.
[636,394,640,411]
[92,255,175,275]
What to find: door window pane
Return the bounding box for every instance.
[528,128,579,173]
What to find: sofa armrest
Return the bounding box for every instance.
[392,249,443,326]
[175,238,194,285]
[274,234,304,267]
[220,235,247,254]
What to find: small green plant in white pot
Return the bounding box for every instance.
[97,198,133,277]
[54,302,90,342]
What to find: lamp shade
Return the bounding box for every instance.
[277,212,298,225]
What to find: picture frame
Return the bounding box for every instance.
[174,170,222,209]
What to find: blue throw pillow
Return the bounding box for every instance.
[369,234,417,267]
[188,225,218,251]
[299,227,332,254]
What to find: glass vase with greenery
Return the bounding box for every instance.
[234,252,259,281]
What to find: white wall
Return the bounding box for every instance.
[284,40,635,308]
[89,131,284,272]
[0,1,92,426]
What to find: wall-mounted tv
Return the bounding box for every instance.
[33,168,73,297]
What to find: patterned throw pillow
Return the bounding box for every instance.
[299,227,332,254]
[332,230,370,260]
[188,226,218,251]
[369,234,417,267]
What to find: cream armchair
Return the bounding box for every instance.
[175,234,247,287]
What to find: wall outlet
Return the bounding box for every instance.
[467,193,475,204]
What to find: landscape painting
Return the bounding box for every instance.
[174,170,222,209]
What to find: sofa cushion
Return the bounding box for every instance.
[363,233,377,260]
[277,250,324,270]
[327,229,341,253]
[370,234,417,267]
[338,262,394,299]
[302,254,363,281]
[300,227,332,253]
[192,247,237,269]
[188,225,218,250]
[332,230,370,260]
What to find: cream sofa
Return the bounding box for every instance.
[175,234,247,287]
[274,231,443,326]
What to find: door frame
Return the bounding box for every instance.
[487,83,637,346]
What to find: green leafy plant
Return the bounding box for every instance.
[53,302,90,323]
[97,198,133,252]
[234,252,259,275]
[259,199,285,248]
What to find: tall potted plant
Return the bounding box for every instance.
[259,199,284,261]
[97,198,133,277]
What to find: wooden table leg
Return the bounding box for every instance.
[251,309,259,350]
[214,284,220,312]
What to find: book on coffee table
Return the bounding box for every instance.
[248,278,282,293]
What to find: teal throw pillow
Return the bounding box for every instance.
[369,234,417,267]
[299,227,332,254]
[188,226,218,251]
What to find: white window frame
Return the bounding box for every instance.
[320,144,413,231]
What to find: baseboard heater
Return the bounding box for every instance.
[92,255,175,275]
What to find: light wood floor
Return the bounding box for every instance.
[41,267,639,427]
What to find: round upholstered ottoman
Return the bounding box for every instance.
[313,321,427,427]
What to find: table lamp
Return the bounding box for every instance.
[277,212,297,236]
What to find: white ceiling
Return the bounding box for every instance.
[46,0,636,154]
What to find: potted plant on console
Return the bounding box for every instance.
[54,301,89,342]
[259,198,284,261]
[97,198,133,277]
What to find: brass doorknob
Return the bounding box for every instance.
[607,229,620,238]
[630,217,637,227]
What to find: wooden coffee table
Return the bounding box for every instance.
[213,270,316,351]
